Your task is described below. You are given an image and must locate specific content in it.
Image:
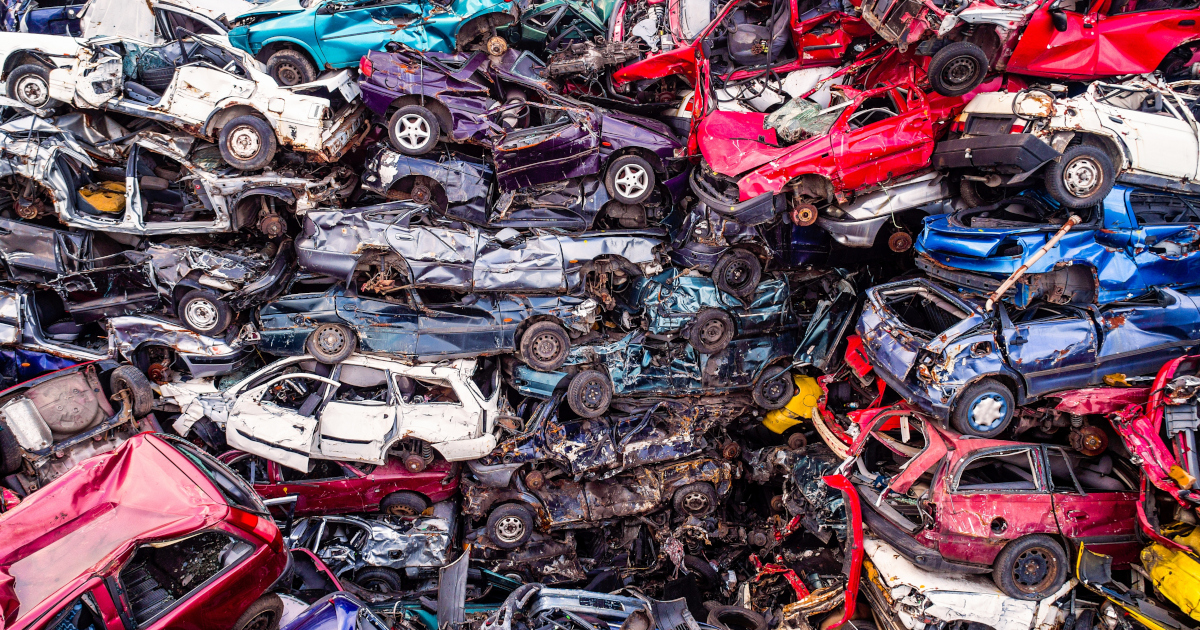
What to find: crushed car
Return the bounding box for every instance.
[287,514,452,592]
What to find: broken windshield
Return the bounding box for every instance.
[765,98,850,145]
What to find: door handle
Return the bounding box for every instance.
[1066,510,1087,520]
[1181,19,1195,25]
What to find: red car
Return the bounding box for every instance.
[0,433,289,630]
[221,451,460,517]
[848,409,1140,600]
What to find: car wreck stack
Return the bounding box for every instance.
[1,0,1200,629]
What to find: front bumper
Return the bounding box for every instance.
[690,166,777,224]
[179,347,254,379]
[932,134,1059,173]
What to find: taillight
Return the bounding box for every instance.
[359,55,372,78]
[228,507,283,553]
[1010,121,1026,133]
[950,112,967,133]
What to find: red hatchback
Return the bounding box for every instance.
[0,434,289,630]
[221,451,460,517]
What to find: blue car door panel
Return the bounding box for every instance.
[335,293,420,355]
[1001,304,1098,397]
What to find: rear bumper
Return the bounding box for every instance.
[314,105,369,162]
[932,134,1058,173]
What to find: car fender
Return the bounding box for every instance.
[255,35,325,70]
[203,101,277,138]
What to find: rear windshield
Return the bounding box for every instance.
[162,435,270,517]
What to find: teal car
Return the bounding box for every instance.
[226,0,516,85]
[504,0,617,52]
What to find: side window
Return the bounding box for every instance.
[228,454,271,485]
[1055,0,1088,13]
[261,376,326,413]
[1075,454,1136,492]
[1130,192,1200,225]
[332,365,390,403]
[394,376,461,405]
[158,10,219,39]
[315,521,370,552]
[954,448,1040,492]
[1046,447,1081,493]
[37,592,104,630]
[846,94,900,130]
[118,531,254,626]
[280,460,347,482]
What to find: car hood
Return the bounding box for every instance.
[917,214,1044,259]
[697,111,797,177]
[237,0,305,18]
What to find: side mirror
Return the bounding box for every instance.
[1049,7,1068,31]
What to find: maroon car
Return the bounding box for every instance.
[222,451,460,517]
[0,433,289,630]
[848,409,1140,600]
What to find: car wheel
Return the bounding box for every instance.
[959,178,1008,208]
[952,378,1015,437]
[753,366,794,411]
[487,503,535,549]
[928,41,989,97]
[232,594,284,630]
[673,481,718,516]
[567,369,611,418]
[707,606,767,630]
[605,154,656,205]
[683,555,720,589]
[688,309,734,354]
[265,49,316,86]
[219,115,277,171]
[110,365,154,418]
[992,535,1068,600]
[0,419,22,475]
[7,64,61,109]
[1043,144,1115,209]
[519,321,571,371]
[178,289,232,336]
[381,491,429,516]
[389,105,440,155]
[305,323,357,364]
[355,567,403,593]
[712,249,761,298]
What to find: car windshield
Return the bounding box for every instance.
[765,98,850,145]
[680,0,717,40]
[162,435,272,517]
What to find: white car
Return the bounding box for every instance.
[933,79,1200,208]
[168,354,505,471]
[46,32,366,170]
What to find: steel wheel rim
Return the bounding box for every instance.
[395,114,431,150]
[699,319,727,345]
[579,379,606,410]
[761,373,789,404]
[1012,547,1056,593]
[228,124,263,160]
[184,299,218,330]
[530,331,563,363]
[316,327,347,354]
[614,163,648,199]
[723,259,752,291]
[16,75,48,107]
[969,393,1006,430]
[244,612,277,630]
[495,515,526,542]
[943,56,980,87]
[1063,156,1103,197]
[681,491,710,513]
[274,62,304,86]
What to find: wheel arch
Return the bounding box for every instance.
[203,104,274,138]
[385,96,453,142]
[604,146,666,176]
[455,12,517,51]
[254,39,322,70]
[1,50,54,80]
[1064,131,1129,173]
[514,314,568,346]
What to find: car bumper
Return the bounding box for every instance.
[690,167,777,224]
[914,254,1028,306]
[314,105,369,162]
[932,134,1059,173]
[178,347,255,379]
[856,322,949,422]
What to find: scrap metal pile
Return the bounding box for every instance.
[1,0,1200,629]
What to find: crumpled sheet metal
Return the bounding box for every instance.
[361,146,491,224]
[146,244,270,288]
[0,116,96,221]
[305,515,452,577]
[0,217,90,281]
[107,316,242,361]
[633,271,791,336]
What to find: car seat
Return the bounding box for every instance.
[34,290,83,342]
[728,1,791,67]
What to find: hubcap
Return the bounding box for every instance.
[1013,547,1055,592]
[184,299,218,330]
[395,114,431,150]
[495,515,526,542]
[943,56,980,86]
[16,75,48,107]
[531,332,563,362]
[1062,156,1103,198]
[682,491,710,513]
[317,327,346,354]
[228,124,263,160]
[613,163,648,199]
[970,393,1007,429]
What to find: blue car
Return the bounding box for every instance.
[916,186,1200,307]
[857,278,1200,438]
[283,592,391,630]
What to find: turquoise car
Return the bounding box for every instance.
[226,0,516,85]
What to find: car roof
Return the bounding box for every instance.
[0,434,226,628]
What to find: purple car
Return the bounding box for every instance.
[358,46,684,207]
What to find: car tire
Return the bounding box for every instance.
[381,491,429,516]
[1043,144,1115,209]
[991,535,1068,600]
[219,115,277,171]
[688,309,734,354]
[355,567,403,594]
[389,105,440,155]
[959,178,1007,208]
[305,323,357,364]
[707,606,767,630]
[567,369,612,418]
[673,481,718,517]
[110,365,155,418]
[952,378,1015,438]
[753,366,794,411]
[928,41,989,97]
[605,154,656,205]
[178,289,232,336]
[683,555,720,589]
[232,593,284,630]
[487,503,535,549]
[265,49,317,87]
[7,64,61,109]
[0,419,22,475]
[519,321,571,371]
[712,249,761,298]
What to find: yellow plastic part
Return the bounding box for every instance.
[79,181,126,214]
[1142,532,1200,623]
[1169,464,1197,490]
[763,375,822,434]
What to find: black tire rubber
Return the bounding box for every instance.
[604,154,656,205]
[389,105,440,155]
[707,606,767,630]
[110,365,154,418]
[991,534,1068,600]
[218,114,277,171]
[0,419,23,475]
[519,321,571,371]
[177,289,232,336]
[928,41,989,97]
[688,308,735,354]
[567,369,612,418]
[753,366,794,411]
[712,249,761,298]
[7,64,61,109]
[381,491,429,515]
[951,378,1016,438]
[306,323,357,364]
[673,481,718,516]
[959,178,1007,208]
[355,567,403,593]
[1043,144,1115,209]
[232,593,284,630]
[683,555,719,589]
[487,502,536,549]
[265,49,317,86]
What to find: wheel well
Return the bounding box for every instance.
[957,372,1023,408]
[386,175,448,211]
[963,25,1002,63]
[254,42,314,66]
[455,13,517,51]
[204,105,271,138]
[1070,133,1126,172]
[385,96,453,142]
[754,358,793,384]
[514,315,566,345]
[2,52,52,80]
[785,173,835,202]
[605,146,665,176]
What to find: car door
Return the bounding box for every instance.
[413,289,504,359]
[225,373,340,472]
[316,363,398,464]
[50,265,160,324]
[0,218,88,281]
[335,291,420,356]
[58,45,123,107]
[1096,289,1200,381]
[999,303,1098,397]
[1088,2,1200,77]
[473,232,567,292]
[385,224,476,290]
[491,103,602,191]
[277,460,364,515]
[1005,0,1098,78]
[1045,446,1140,565]
[313,0,427,68]
[833,88,933,193]
[1091,85,1198,180]
[393,370,484,448]
[1127,190,1200,291]
[157,45,254,126]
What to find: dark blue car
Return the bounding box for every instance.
[282,592,390,630]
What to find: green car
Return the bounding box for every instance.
[503,0,617,52]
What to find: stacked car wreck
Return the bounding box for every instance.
[1,0,1200,629]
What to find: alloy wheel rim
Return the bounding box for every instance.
[395,114,431,150]
[682,491,710,513]
[495,515,526,542]
[614,164,648,199]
